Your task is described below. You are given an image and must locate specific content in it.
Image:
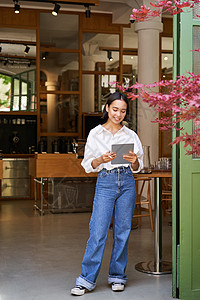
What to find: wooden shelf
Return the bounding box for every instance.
[39,90,80,95]
[40,132,79,137]
[82,70,120,75]
[0,111,37,115]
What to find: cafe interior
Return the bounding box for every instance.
[0,1,174,299]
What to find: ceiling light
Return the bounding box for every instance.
[107,50,113,62]
[24,45,30,54]
[130,56,134,59]
[52,3,61,16]
[14,1,20,14]
[85,5,91,18]
[164,56,168,61]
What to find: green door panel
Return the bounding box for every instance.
[174,5,200,300]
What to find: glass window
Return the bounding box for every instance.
[0,28,36,111]
[11,70,37,111]
[123,25,138,49]
[193,3,200,19]
[0,74,11,111]
[193,26,200,75]
[40,52,79,92]
[40,94,79,133]
[40,13,79,49]
[82,33,120,72]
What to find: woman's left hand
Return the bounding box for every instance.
[123,150,138,164]
[123,151,139,171]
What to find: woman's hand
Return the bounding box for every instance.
[102,151,117,163]
[91,151,116,169]
[123,150,139,171]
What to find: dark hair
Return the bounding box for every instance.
[101,92,129,122]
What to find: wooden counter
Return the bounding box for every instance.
[29,153,97,178]
[134,169,172,179]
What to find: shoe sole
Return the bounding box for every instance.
[112,286,125,292]
[71,289,85,296]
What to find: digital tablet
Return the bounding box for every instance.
[111,143,134,164]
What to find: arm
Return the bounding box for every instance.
[81,131,116,173]
[123,151,139,171]
[123,132,143,173]
[91,151,116,169]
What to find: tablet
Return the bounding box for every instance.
[111,143,134,164]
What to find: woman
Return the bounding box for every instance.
[71,92,143,296]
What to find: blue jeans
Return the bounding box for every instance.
[76,166,136,291]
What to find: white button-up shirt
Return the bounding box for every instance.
[81,124,143,173]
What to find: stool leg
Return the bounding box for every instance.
[147,180,154,231]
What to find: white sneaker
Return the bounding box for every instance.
[112,283,125,292]
[71,285,86,296]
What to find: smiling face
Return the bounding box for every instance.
[106,99,127,125]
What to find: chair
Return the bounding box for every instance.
[133,177,154,231]
[162,178,172,216]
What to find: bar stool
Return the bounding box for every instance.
[133,177,154,231]
[162,178,172,216]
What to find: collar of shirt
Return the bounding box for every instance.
[96,125,129,135]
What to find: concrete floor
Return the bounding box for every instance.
[0,200,176,300]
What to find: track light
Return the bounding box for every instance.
[85,5,91,18]
[52,3,61,16]
[24,45,30,54]
[107,50,113,62]
[14,1,20,14]
[42,52,48,60]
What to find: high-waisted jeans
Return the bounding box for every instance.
[76,166,136,291]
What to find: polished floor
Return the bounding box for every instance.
[0,200,175,300]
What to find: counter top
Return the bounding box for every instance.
[2,154,35,158]
[134,169,172,178]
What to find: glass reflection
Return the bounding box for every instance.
[40,13,79,49]
[82,33,119,71]
[40,94,79,133]
[0,28,36,111]
[40,52,79,92]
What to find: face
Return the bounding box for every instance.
[106,99,127,125]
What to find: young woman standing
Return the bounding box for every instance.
[71,92,143,296]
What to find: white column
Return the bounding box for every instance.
[82,56,95,112]
[135,20,163,166]
[45,81,59,133]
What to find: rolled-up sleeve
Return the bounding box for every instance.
[81,132,100,173]
[130,134,144,173]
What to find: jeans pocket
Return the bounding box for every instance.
[125,170,133,177]
[98,170,108,178]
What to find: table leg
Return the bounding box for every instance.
[33,178,45,216]
[135,177,172,275]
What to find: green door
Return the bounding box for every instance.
[173,6,200,300]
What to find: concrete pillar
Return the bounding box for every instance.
[135,19,163,166]
[45,81,59,133]
[82,56,95,112]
